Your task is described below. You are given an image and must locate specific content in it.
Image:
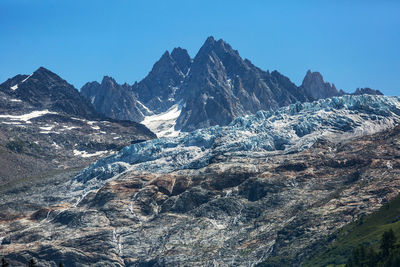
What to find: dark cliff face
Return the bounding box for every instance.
[132,48,192,113]
[81,76,146,122]
[0,67,101,119]
[300,70,341,100]
[175,37,312,131]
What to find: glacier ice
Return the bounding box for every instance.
[73,95,400,186]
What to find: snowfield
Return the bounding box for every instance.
[141,103,182,137]
[0,110,57,123]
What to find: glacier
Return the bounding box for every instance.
[72,95,400,187]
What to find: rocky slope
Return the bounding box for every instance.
[1,95,399,266]
[81,37,383,136]
[0,67,156,186]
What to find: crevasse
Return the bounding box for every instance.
[73,95,400,185]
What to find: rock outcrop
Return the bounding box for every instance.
[300,70,342,100]
[81,76,148,122]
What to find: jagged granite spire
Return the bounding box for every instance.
[81,75,152,122]
[132,49,192,113]
[176,37,311,132]
[300,70,340,100]
[171,47,192,74]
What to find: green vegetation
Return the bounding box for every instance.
[304,194,400,266]
[346,229,400,266]
[256,255,294,267]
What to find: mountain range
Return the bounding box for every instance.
[81,36,383,136]
[0,36,395,267]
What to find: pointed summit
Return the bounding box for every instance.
[81,75,146,122]
[196,36,234,59]
[34,66,53,74]
[171,47,192,74]
[300,70,340,100]
[0,67,101,118]
[302,70,325,87]
[132,48,190,112]
[101,76,117,86]
[204,36,216,46]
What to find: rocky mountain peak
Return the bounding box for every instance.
[303,70,324,85]
[150,51,176,75]
[171,47,192,74]
[0,66,102,119]
[300,70,340,100]
[30,66,70,88]
[196,36,236,60]
[32,67,55,77]
[101,76,117,87]
[132,48,189,112]
[81,75,148,122]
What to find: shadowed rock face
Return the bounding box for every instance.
[132,49,192,113]
[1,67,101,119]
[164,37,315,131]
[300,70,341,100]
[81,76,148,122]
[1,96,400,266]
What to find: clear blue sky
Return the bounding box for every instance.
[1,0,399,95]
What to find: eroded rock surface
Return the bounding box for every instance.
[1,96,400,266]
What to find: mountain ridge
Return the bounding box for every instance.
[79,37,383,135]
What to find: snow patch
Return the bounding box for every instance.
[52,142,61,149]
[40,125,54,131]
[136,101,152,114]
[21,74,32,83]
[10,74,32,91]
[73,149,109,158]
[62,126,78,130]
[141,103,182,138]
[0,110,57,123]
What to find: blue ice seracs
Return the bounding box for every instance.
[74,95,400,185]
